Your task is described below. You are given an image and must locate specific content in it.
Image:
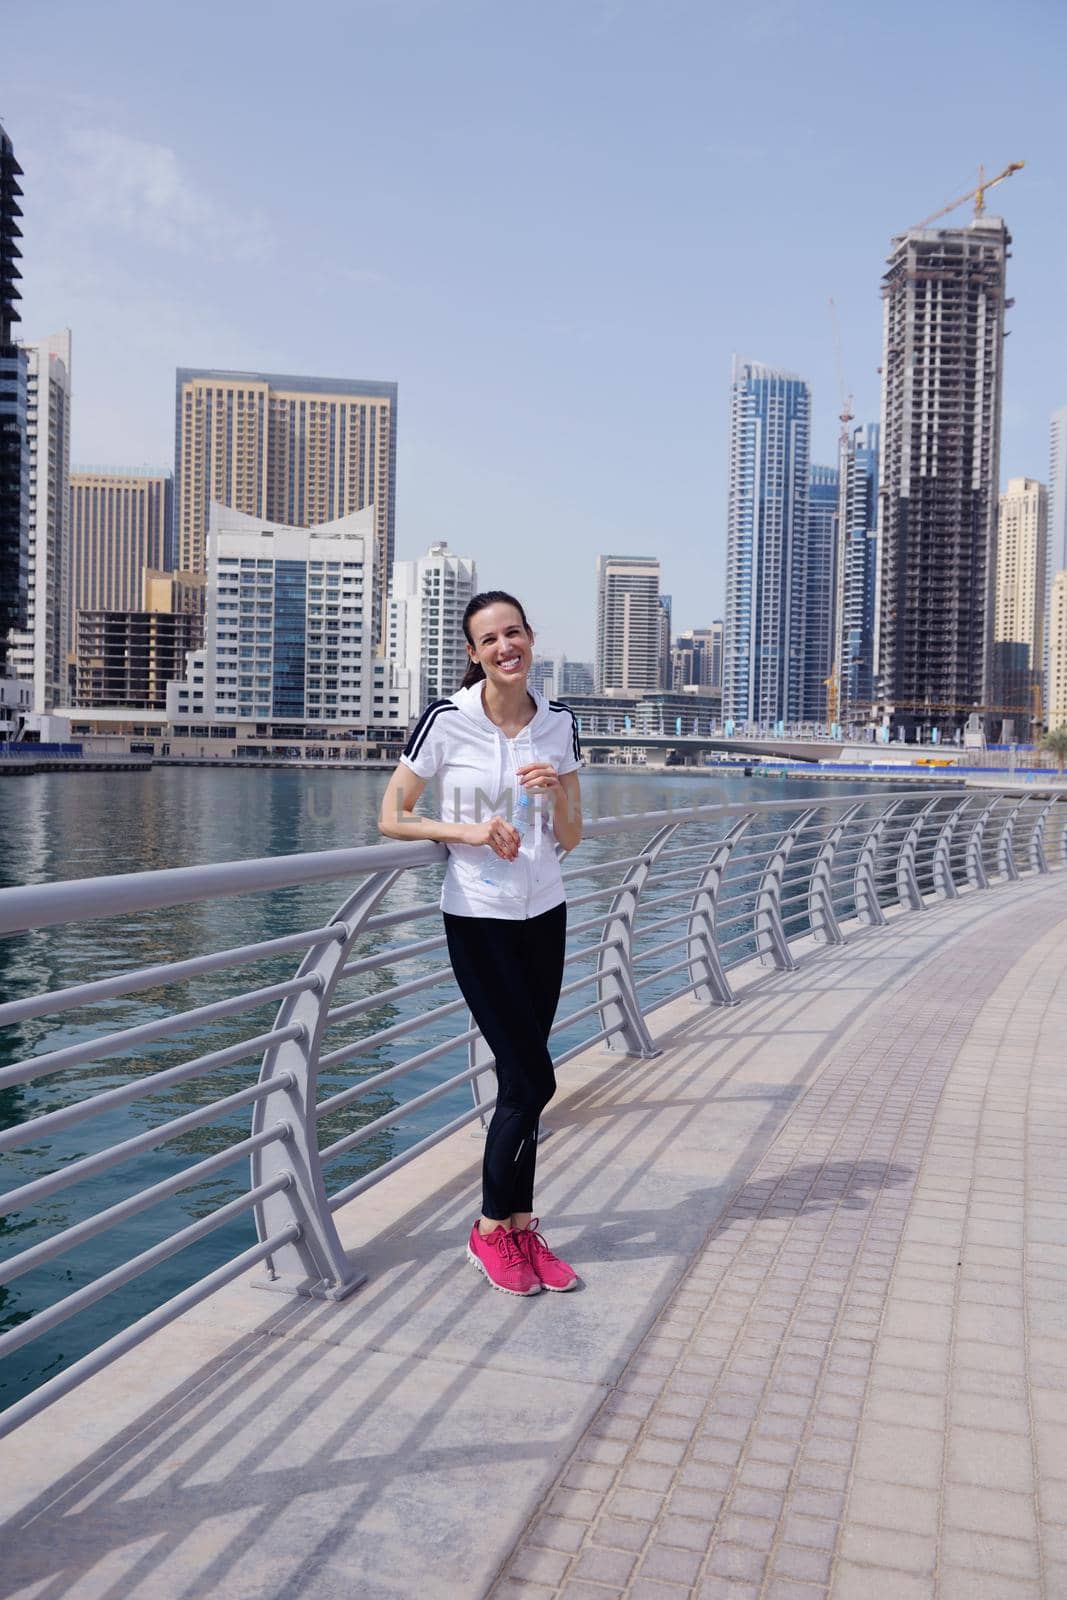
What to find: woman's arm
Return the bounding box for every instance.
[378,763,520,856]
[552,770,583,852]
[515,762,583,853]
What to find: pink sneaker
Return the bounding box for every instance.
[518,1219,579,1292]
[467,1223,542,1296]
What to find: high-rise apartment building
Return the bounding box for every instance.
[69,469,173,631]
[875,217,1009,737]
[802,465,839,723]
[167,503,408,731]
[0,121,29,676]
[671,627,722,692]
[1047,407,1067,692]
[174,368,397,647]
[993,477,1047,731]
[1050,408,1067,579]
[1049,571,1067,734]
[6,332,72,710]
[658,594,673,690]
[723,359,811,726]
[387,540,477,717]
[833,422,880,726]
[595,555,662,693]
[75,571,205,711]
[559,659,594,696]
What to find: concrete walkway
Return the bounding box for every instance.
[1,876,1066,1600]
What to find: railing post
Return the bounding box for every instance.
[809,803,860,945]
[1029,799,1054,876]
[251,868,402,1300]
[932,797,971,900]
[467,1027,496,1131]
[854,801,894,927]
[755,809,814,971]
[996,798,1024,882]
[595,823,676,1056]
[965,795,999,890]
[896,798,939,912]
[687,814,755,1006]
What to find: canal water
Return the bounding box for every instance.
[0,765,898,1412]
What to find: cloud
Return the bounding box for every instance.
[63,129,274,260]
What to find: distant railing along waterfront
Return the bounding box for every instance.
[0,787,1064,1437]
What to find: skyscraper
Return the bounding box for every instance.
[802,465,839,723]
[658,593,673,690]
[174,368,397,647]
[671,627,721,692]
[387,540,477,717]
[0,121,29,677]
[595,555,662,692]
[993,477,1047,732]
[1049,571,1067,734]
[875,217,1009,737]
[6,332,72,710]
[69,467,174,639]
[1050,407,1067,579]
[723,358,811,726]
[834,422,880,726]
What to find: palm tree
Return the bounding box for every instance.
[1041,726,1067,777]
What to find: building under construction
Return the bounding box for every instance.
[874,214,1010,738]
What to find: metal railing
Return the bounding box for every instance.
[1,787,1064,1437]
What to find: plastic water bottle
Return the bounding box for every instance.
[480,786,531,888]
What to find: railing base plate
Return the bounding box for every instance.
[254,1269,367,1302]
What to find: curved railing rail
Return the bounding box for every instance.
[1,787,1065,1437]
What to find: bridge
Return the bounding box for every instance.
[1,789,1065,1597]
[580,731,842,762]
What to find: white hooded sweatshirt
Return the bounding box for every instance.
[399,682,582,920]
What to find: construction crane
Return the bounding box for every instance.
[911,160,1024,232]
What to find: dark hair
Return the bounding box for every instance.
[460,590,532,689]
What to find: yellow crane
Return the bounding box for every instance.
[911,160,1024,231]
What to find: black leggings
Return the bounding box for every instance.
[444,902,567,1220]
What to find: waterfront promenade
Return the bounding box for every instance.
[1,873,1065,1599]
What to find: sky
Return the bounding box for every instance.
[7,0,1067,659]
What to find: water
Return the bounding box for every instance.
[0,763,897,1412]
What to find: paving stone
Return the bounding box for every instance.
[570,1544,638,1586]
[946,1426,1035,1493]
[839,1522,936,1574]
[639,1539,705,1584]
[831,1564,933,1600]
[941,1526,1040,1580]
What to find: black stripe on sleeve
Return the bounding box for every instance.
[403,700,458,760]
[549,700,582,765]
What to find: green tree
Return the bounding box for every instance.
[1041,726,1067,777]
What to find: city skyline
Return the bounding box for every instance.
[8,1,1066,659]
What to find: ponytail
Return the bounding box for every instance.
[459,590,532,691]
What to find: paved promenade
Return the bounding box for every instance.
[1,875,1066,1599]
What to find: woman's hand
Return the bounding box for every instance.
[464,816,521,859]
[516,761,562,796]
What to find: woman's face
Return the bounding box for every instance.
[467,602,534,689]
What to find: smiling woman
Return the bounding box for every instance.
[378,590,583,1296]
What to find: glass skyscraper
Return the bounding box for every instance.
[723,358,811,726]
[0,121,29,677]
[803,465,839,723]
[835,422,880,726]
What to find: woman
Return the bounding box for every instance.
[379,591,583,1296]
